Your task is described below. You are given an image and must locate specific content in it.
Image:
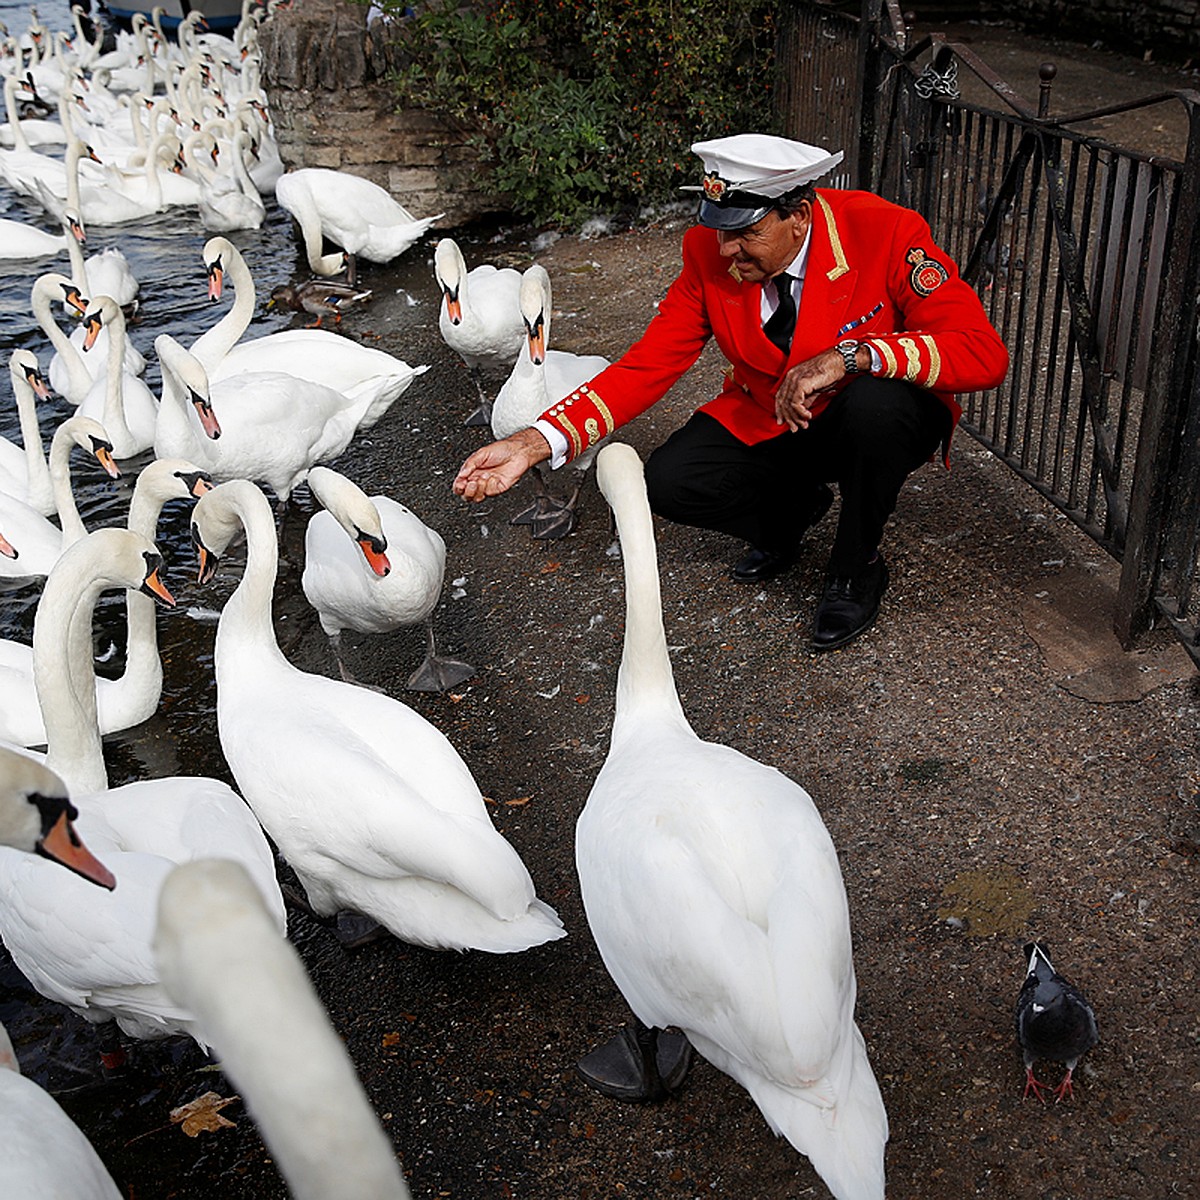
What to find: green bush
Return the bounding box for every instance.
[380,0,780,227]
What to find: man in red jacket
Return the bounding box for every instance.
[454,134,1009,649]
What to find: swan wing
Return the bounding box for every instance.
[579,734,856,1091]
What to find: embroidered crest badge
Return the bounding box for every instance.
[906,246,948,296]
[702,172,729,202]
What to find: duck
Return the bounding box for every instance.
[0,349,55,516]
[0,527,286,1051]
[154,859,414,1200]
[275,166,443,284]
[192,237,426,434]
[154,333,373,508]
[492,263,611,539]
[301,466,475,692]
[0,746,114,888]
[0,458,212,747]
[433,236,524,425]
[76,295,159,459]
[192,478,565,953]
[0,414,119,587]
[268,278,373,327]
[574,442,888,1200]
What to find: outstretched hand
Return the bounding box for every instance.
[453,427,552,502]
[773,348,847,432]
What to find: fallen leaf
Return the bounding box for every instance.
[575,694,590,704]
[539,560,561,574]
[381,1032,402,1048]
[170,1091,239,1137]
[505,796,531,807]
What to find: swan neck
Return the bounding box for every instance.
[11,373,51,497]
[609,485,689,727]
[191,244,254,371]
[34,553,108,795]
[48,431,87,545]
[220,494,286,660]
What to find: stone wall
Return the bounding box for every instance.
[256,0,507,226]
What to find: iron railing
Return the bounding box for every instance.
[774,0,1200,665]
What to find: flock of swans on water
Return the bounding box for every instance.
[0,4,891,1199]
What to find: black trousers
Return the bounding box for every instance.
[643,376,948,576]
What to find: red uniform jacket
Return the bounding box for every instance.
[539,189,1009,462]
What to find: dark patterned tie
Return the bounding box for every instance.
[763,272,797,353]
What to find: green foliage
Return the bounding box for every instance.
[381,0,780,226]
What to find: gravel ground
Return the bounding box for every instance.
[41,21,1200,1200]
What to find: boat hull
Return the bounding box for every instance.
[100,0,243,31]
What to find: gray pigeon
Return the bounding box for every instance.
[1016,941,1099,1103]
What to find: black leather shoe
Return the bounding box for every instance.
[731,544,795,583]
[731,485,834,583]
[811,554,888,650]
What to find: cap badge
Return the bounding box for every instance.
[702,172,729,202]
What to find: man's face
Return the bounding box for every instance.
[715,201,812,283]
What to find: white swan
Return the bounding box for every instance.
[195,127,266,231]
[0,70,67,149]
[33,178,144,375]
[0,746,115,887]
[0,458,212,747]
[492,264,611,538]
[193,478,565,953]
[0,215,67,260]
[0,413,118,586]
[0,527,286,1049]
[155,860,414,1200]
[31,270,93,403]
[76,295,159,458]
[302,466,475,692]
[0,348,55,515]
[0,748,120,1200]
[434,236,524,425]
[61,221,145,375]
[575,442,888,1200]
[0,1019,123,1198]
[275,167,443,283]
[154,333,372,506]
[192,236,427,431]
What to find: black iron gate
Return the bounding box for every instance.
[775,0,1200,666]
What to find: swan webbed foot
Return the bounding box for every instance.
[406,653,476,693]
[463,400,493,427]
[335,912,389,949]
[576,1021,693,1102]
[281,884,389,949]
[529,504,577,540]
[406,623,475,692]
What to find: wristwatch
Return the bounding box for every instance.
[836,339,862,375]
